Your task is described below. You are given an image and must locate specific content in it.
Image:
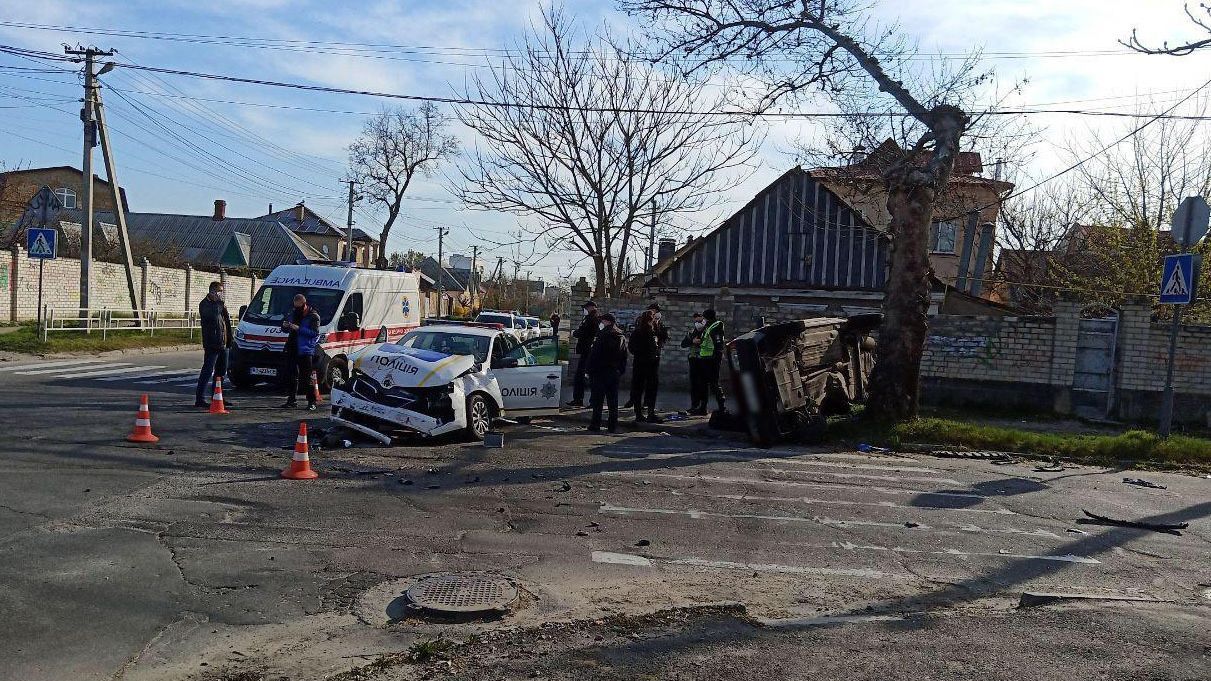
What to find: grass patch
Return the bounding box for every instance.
[405,637,453,663]
[890,417,1211,466]
[0,325,198,355]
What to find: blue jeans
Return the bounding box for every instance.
[196,348,229,403]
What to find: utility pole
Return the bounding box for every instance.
[435,225,449,316]
[344,180,357,265]
[66,46,112,316]
[469,245,479,312]
[647,199,656,272]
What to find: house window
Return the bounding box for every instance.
[54,187,76,209]
[321,244,330,257]
[930,221,957,253]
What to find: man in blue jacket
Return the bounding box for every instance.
[280,293,322,411]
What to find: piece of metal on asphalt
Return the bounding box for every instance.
[405,572,518,614]
[1018,592,1168,609]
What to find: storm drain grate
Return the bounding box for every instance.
[405,573,518,614]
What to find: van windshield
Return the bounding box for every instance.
[244,286,344,326]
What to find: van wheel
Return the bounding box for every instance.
[230,369,256,390]
[465,394,493,440]
[325,358,349,392]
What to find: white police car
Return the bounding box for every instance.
[330,323,563,443]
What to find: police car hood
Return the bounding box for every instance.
[357,344,476,388]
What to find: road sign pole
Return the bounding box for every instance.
[37,259,44,329]
[1158,202,1199,437]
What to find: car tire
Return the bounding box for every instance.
[465,393,493,441]
[325,358,349,393]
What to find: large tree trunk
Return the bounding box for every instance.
[865,181,936,421]
[592,254,607,300]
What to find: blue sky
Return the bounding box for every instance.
[3,1,1211,282]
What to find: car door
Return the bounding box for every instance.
[490,333,562,415]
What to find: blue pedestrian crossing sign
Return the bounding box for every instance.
[1160,254,1196,304]
[26,227,57,260]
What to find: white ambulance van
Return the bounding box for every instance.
[231,262,422,391]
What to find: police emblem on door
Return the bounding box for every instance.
[541,382,558,400]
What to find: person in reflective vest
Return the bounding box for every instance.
[696,308,727,414]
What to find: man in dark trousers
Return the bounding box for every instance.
[696,308,727,414]
[195,281,235,408]
[566,300,599,407]
[627,303,669,422]
[549,311,561,338]
[586,312,628,432]
[280,294,322,411]
[681,311,706,414]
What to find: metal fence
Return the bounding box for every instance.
[40,307,201,341]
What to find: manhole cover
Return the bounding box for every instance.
[405,573,518,614]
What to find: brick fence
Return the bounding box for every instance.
[1,246,256,322]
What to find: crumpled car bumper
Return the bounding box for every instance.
[330,388,463,442]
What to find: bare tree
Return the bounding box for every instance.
[348,103,459,269]
[1123,2,1211,55]
[621,0,992,420]
[455,7,759,297]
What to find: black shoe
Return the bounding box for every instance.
[646,412,665,423]
[689,407,707,416]
[194,400,207,408]
[622,399,634,409]
[607,426,617,434]
[587,425,601,432]
[566,400,585,407]
[222,400,236,408]
[280,401,297,409]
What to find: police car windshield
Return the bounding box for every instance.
[244,286,343,325]
[397,330,491,363]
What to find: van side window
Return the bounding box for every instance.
[339,293,363,331]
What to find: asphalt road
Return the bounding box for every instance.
[0,349,1207,681]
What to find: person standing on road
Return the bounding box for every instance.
[549,311,561,338]
[628,304,669,423]
[586,313,628,433]
[697,308,727,414]
[566,300,599,407]
[280,294,322,411]
[681,312,706,414]
[195,281,235,408]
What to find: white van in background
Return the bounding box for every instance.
[231,262,422,391]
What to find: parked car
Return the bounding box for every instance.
[474,311,527,340]
[727,315,881,447]
[538,320,553,337]
[523,317,541,340]
[231,262,422,392]
[330,323,563,443]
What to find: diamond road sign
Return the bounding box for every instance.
[26,228,57,260]
[1160,253,1196,304]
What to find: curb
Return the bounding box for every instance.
[0,343,199,363]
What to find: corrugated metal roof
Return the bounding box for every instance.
[259,204,347,237]
[53,210,324,272]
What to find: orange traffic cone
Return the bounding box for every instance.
[310,370,323,404]
[127,394,159,443]
[209,374,229,415]
[281,422,319,480]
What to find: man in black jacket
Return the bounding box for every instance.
[585,313,627,433]
[627,303,669,423]
[195,281,234,408]
[566,300,599,407]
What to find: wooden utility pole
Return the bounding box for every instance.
[344,180,357,264]
[65,46,111,315]
[469,244,479,312]
[434,225,449,316]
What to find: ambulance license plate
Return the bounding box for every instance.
[250,367,278,377]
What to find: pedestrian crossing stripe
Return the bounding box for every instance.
[28,232,53,257]
[1162,263,1190,297]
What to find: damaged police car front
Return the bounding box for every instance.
[330,323,563,443]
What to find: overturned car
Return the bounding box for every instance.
[330,323,563,444]
[726,315,881,447]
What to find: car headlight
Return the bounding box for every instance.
[235,329,245,341]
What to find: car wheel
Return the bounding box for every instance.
[465,394,493,440]
[325,358,349,393]
[230,369,256,389]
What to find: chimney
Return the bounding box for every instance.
[268,202,273,214]
[294,202,305,224]
[212,199,226,221]
[657,238,676,263]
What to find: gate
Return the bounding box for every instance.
[1071,312,1118,419]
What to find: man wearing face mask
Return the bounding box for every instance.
[585,312,628,432]
[697,308,728,414]
[566,300,599,407]
[280,293,322,411]
[627,303,669,423]
[681,311,706,414]
[195,281,235,408]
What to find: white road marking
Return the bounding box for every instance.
[691,491,1016,515]
[752,458,943,474]
[104,369,193,382]
[601,471,989,500]
[758,466,963,486]
[0,359,102,373]
[138,373,205,385]
[598,503,1060,538]
[591,551,653,566]
[66,365,167,379]
[607,447,912,464]
[14,362,130,376]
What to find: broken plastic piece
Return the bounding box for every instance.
[1080,510,1188,535]
[1122,477,1166,489]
